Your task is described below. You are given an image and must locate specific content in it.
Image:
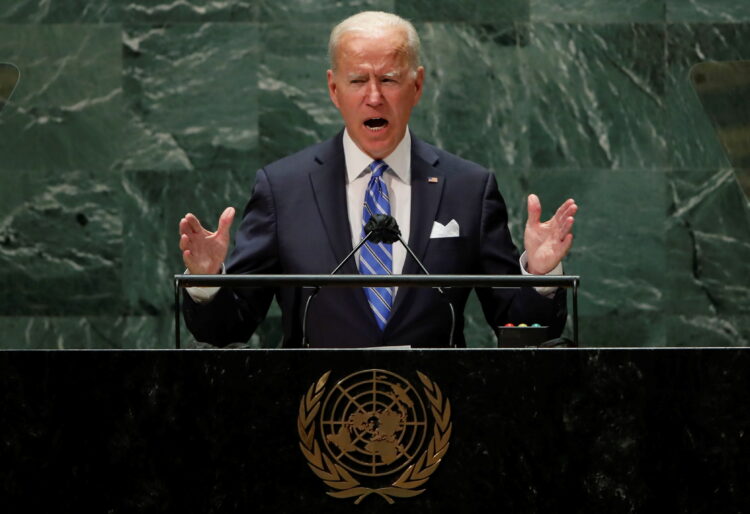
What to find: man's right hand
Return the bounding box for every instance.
[179,207,235,275]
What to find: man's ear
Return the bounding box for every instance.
[327,69,340,109]
[413,66,425,105]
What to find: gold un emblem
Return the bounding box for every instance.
[298,369,452,504]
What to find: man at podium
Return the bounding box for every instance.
[179,11,578,348]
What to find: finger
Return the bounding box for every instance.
[216,206,235,237]
[179,217,194,236]
[551,205,576,233]
[559,232,574,255]
[553,198,576,223]
[551,214,574,241]
[526,194,542,226]
[179,233,191,252]
[558,215,575,240]
[558,201,578,222]
[182,249,193,269]
[183,213,204,234]
[182,249,203,275]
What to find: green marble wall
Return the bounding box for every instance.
[1,0,748,349]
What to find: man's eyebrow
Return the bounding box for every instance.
[345,71,402,80]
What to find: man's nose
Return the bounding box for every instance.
[365,81,383,106]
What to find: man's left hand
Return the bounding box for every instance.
[524,194,578,275]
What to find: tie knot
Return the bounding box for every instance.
[369,160,388,178]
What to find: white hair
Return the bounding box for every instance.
[328,11,421,73]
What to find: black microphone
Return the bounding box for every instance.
[363,214,400,243]
[301,214,457,348]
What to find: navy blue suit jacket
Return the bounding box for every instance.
[183,131,566,347]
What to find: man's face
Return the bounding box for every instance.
[327,28,424,160]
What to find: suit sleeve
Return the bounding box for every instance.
[182,169,279,345]
[474,172,567,338]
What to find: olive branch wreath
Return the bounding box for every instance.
[297,370,452,505]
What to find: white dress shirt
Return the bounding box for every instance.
[343,127,410,275]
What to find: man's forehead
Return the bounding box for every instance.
[336,30,409,60]
[340,44,408,60]
[336,48,410,76]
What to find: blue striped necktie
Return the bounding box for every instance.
[359,160,393,330]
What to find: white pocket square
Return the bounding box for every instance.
[430,219,460,238]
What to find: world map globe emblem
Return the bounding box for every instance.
[320,369,429,477]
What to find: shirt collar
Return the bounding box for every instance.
[343,128,411,184]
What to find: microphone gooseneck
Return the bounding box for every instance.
[392,231,456,349]
[302,231,376,347]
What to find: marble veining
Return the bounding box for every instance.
[0,2,748,347]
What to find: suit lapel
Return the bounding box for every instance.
[308,132,358,274]
[403,136,442,275]
[308,131,376,331]
[389,136,443,321]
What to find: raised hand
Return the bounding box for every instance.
[179,207,235,275]
[524,194,577,275]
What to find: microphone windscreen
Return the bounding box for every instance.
[365,214,401,244]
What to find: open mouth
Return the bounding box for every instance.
[364,118,389,131]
